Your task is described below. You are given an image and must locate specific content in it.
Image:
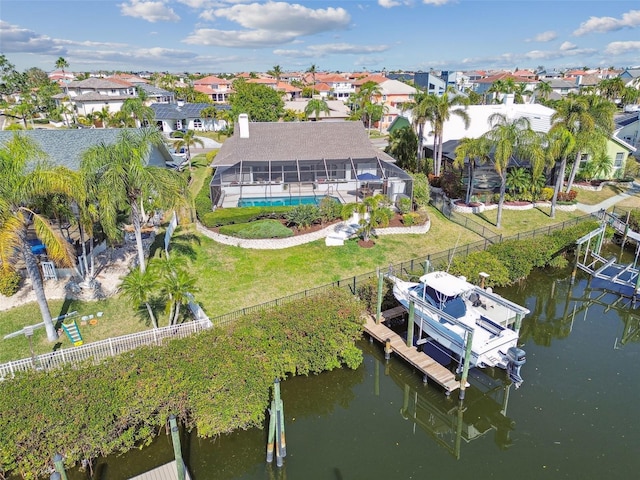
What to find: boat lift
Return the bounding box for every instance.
[573,217,640,297]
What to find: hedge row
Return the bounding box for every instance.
[448,220,605,286]
[0,289,365,479]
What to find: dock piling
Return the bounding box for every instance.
[169,415,185,480]
[53,454,68,480]
[266,379,286,467]
[384,338,391,360]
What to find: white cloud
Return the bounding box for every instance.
[119,1,180,23]
[422,0,454,5]
[185,2,351,47]
[604,41,640,56]
[573,9,640,36]
[0,21,66,55]
[529,31,557,42]
[559,41,577,51]
[274,43,389,58]
[199,9,217,21]
[213,2,350,34]
[378,0,403,8]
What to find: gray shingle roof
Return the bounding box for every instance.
[150,103,229,120]
[213,121,395,166]
[67,78,130,89]
[0,128,171,170]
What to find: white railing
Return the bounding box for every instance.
[0,316,212,381]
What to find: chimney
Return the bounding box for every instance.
[503,93,514,105]
[238,113,249,138]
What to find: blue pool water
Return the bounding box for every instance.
[238,195,338,207]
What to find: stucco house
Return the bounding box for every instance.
[53,78,137,116]
[194,75,233,103]
[283,99,350,121]
[209,115,413,209]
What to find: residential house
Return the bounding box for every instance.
[53,77,137,116]
[210,115,412,208]
[372,79,417,131]
[543,78,579,100]
[137,83,175,104]
[150,102,229,134]
[193,75,233,103]
[615,112,640,159]
[473,72,537,99]
[0,128,175,171]
[314,73,356,100]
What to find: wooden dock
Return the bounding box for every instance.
[364,310,459,394]
[129,460,191,480]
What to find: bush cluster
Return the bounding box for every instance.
[0,289,365,479]
[0,268,21,296]
[448,220,602,285]
[219,219,294,239]
[557,189,578,203]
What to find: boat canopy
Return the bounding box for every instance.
[420,271,471,297]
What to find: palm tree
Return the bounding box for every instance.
[483,114,541,228]
[385,126,418,172]
[454,136,491,204]
[598,77,625,102]
[94,105,111,128]
[121,98,155,128]
[0,134,77,342]
[268,65,283,83]
[345,194,393,243]
[306,64,318,96]
[200,105,219,131]
[81,128,189,273]
[406,90,431,161]
[534,80,553,103]
[545,124,576,218]
[55,57,69,77]
[154,253,198,325]
[120,267,159,328]
[553,94,615,192]
[172,129,204,171]
[427,87,470,177]
[304,98,330,121]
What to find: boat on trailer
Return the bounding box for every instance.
[389,271,529,386]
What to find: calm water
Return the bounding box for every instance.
[64,258,640,480]
[237,196,339,207]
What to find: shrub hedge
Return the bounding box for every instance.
[0,290,365,479]
[448,220,603,286]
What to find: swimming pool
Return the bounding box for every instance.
[238,195,339,207]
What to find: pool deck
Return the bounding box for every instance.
[220,184,365,208]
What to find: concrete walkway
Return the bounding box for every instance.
[575,182,640,214]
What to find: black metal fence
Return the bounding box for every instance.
[429,193,502,242]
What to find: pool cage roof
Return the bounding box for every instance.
[211,156,412,187]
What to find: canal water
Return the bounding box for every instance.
[66,260,640,480]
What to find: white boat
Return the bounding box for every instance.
[390,271,529,385]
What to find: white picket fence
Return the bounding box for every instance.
[0,296,212,381]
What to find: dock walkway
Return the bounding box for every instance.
[363,310,459,394]
[129,460,190,480]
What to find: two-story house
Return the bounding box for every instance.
[193,75,233,103]
[54,77,137,116]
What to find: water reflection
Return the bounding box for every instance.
[365,341,516,459]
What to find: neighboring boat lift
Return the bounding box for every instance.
[573,212,640,297]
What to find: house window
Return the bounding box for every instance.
[580,153,589,165]
[193,118,202,129]
[615,152,625,167]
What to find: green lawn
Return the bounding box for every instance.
[457,205,584,238]
[575,184,629,205]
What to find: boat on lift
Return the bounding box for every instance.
[389,271,529,385]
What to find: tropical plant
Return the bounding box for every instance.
[229,79,284,122]
[304,98,330,121]
[81,128,189,274]
[94,105,111,128]
[425,87,470,177]
[534,80,552,103]
[454,136,491,204]
[268,65,283,83]
[350,194,393,243]
[385,126,418,172]
[597,77,625,102]
[553,93,615,192]
[405,90,431,161]
[121,97,155,128]
[483,114,542,228]
[0,134,77,342]
[155,253,199,326]
[119,267,159,328]
[506,167,531,197]
[306,64,318,96]
[172,129,204,171]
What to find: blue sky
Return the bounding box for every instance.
[1,1,640,74]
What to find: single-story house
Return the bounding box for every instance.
[210,115,413,209]
[150,102,230,134]
[283,99,351,121]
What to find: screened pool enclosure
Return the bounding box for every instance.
[210,157,413,209]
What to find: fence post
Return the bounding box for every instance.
[109,338,114,357]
